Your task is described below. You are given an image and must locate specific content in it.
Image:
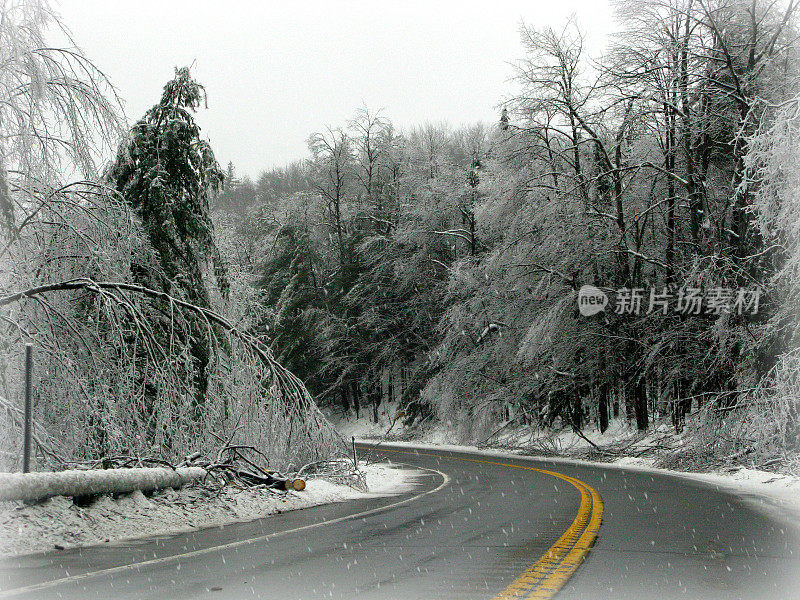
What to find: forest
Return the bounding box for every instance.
[1,0,799,473]
[214,0,800,466]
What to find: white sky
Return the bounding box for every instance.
[55,0,614,179]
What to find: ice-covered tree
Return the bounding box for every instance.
[109,67,229,409]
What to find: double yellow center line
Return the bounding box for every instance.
[358,445,603,600]
[492,466,602,599]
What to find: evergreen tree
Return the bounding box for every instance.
[226,161,235,190]
[110,66,228,412]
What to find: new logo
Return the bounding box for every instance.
[577,285,608,316]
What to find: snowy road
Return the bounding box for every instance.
[1,444,798,599]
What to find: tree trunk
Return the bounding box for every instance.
[598,383,609,433]
[351,381,360,420]
[469,211,476,256]
[665,99,677,285]
[572,385,583,430]
[679,0,702,247]
[371,384,380,424]
[634,377,649,431]
[624,383,635,423]
[672,379,684,434]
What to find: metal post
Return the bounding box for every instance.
[22,344,32,473]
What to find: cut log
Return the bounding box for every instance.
[0,467,206,502]
[232,469,305,492]
[286,478,306,491]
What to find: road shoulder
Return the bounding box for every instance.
[0,462,419,558]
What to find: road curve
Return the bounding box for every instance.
[1,444,798,600]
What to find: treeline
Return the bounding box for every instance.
[216,0,799,450]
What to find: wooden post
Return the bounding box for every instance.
[351,436,357,468]
[22,344,32,473]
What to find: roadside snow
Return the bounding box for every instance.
[337,414,390,440]
[334,409,659,453]
[361,462,422,495]
[0,462,416,557]
[617,457,800,529]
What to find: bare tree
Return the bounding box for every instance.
[308,127,354,272]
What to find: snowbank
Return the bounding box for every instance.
[608,456,800,529]
[334,409,642,451]
[361,462,421,495]
[0,462,416,557]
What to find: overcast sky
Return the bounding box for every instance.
[56,0,614,179]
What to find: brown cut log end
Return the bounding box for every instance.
[291,478,306,491]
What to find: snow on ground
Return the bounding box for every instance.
[335,411,395,441]
[334,408,664,453]
[0,462,417,557]
[492,418,681,453]
[582,454,800,531]
[361,462,422,495]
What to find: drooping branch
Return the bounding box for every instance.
[0,277,342,444]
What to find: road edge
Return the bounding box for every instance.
[365,439,800,532]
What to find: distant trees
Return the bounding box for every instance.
[224,0,798,456]
[349,106,396,234]
[308,127,356,276]
[226,113,474,422]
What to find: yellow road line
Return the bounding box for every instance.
[492,473,592,600]
[358,445,603,600]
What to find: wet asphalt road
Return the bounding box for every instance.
[0,444,798,600]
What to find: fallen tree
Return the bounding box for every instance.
[0,441,314,502]
[0,466,206,502]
